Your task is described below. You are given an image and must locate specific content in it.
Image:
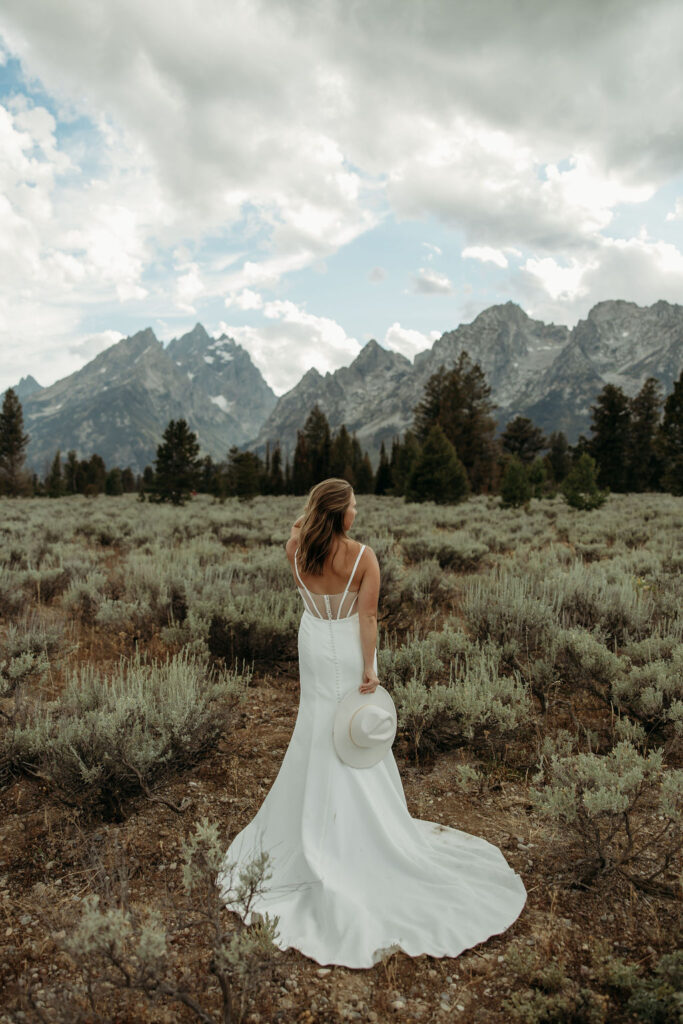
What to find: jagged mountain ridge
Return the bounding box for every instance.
[166,323,276,439]
[9,299,683,475]
[2,375,43,402]
[251,299,683,462]
[19,326,276,475]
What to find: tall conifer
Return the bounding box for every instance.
[588,384,630,491]
[625,377,663,492]
[152,418,201,504]
[0,387,30,496]
[413,352,498,492]
[659,369,683,495]
[405,425,470,504]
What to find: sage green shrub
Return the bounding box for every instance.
[528,626,622,711]
[530,741,682,893]
[2,649,250,816]
[14,818,280,1024]
[61,571,107,624]
[401,531,488,571]
[380,626,532,761]
[611,647,683,742]
[462,570,555,651]
[502,937,683,1024]
[590,940,683,1024]
[0,614,64,696]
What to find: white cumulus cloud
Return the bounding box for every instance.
[383,323,439,360]
[219,301,360,394]
[412,267,453,294]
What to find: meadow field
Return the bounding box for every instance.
[0,491,681,1023]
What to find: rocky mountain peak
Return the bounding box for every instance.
[350,339,409,374]
[299,367,324,385]
[472,301,530,327]
[3,374,43,401]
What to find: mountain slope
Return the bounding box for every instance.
[21,327,274,474]
[251,300,683,461]
[166,323,276,439]
[249,340,413,459]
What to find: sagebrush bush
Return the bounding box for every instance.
[401,531,488,571]
[462,571,555,652]
[530,740,682,894]
[527,626,622,711]
[2,649,250,817]
[0,613,65,697]
[611,646,683,744]
[502,936,683,1024]
[11,818,280,1024]
[380,626,532,761]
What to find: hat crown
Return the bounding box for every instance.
[349,705,395,749]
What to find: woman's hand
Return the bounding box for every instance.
[359,667,380,694]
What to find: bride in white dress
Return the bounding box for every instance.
[217,478,527,969]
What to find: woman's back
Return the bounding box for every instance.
[293,539,366,620]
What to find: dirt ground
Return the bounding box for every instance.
[1,649,680,1024]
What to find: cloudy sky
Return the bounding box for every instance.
[1,0,683,395]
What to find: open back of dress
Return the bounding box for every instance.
[294,544,366,620]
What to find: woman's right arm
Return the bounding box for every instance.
[356,548,381,694]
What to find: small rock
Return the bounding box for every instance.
[390,999,405,1011]
[317,967,331,976]
[456,1006,465,1013]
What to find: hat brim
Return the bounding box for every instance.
[333,684,397,768]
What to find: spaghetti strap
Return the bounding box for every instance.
[294,548,324,619]
[337,544,366,620]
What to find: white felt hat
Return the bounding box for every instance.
[333,685,397,768]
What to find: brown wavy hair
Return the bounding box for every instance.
[297,478,353,576]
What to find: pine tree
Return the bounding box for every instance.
[658,369,683,495]
[546,431,572,484]
[121,467,136,493]
[588,384,630,491]
[84,454,107,496]
[374,441,392,495]
[625,377,664,492]
[528,458,548,498]
[561,453,609,510]
[227,447,264,499]
[354,451,374,494]
[269,443,285,494]
[105,467,124,495]
[405,424,470,504]
[390,431,421,496]
[304,405,332,483]
[413,353,498,492]
[198,455,217,495]
[501,416,547,463]
[0,387,30,496]
[152,419,201,504]
[46,450,64,498]
[329,424,354,483]
[64,450,80,494]
[500,457,532,507]
[292,430,312,494]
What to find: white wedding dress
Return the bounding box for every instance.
[217,545,527,968]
